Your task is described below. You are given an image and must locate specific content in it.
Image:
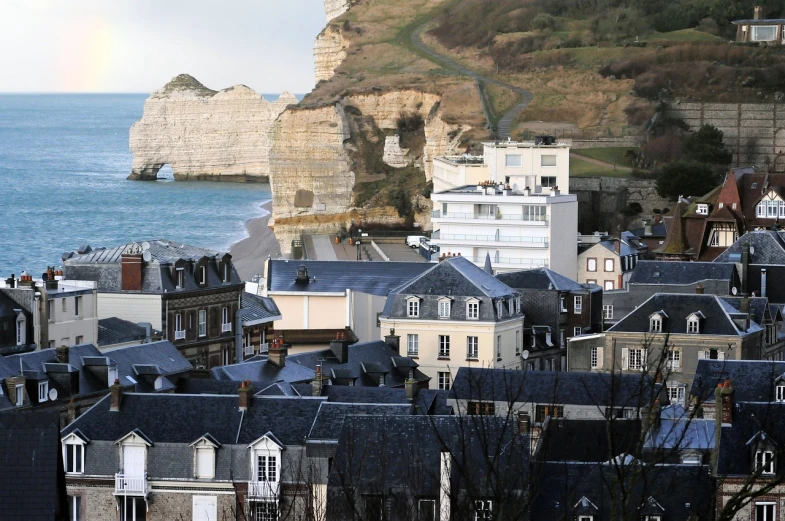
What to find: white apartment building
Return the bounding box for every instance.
[431,137,577,279]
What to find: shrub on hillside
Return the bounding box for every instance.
[532,13,556,30]
[656,161,721,200]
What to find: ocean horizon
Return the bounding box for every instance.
[0,93,299,278]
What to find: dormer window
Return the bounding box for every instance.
[176,267,185,289]
[220,254,232,283]
[15,313,25,346]
[687,312,704,334]
[249,434,283,499]
[467,299,479,320]
[756,450,775,475]
[407,298,420,318]
[515,297,521,314]
[62,433,87,474]
[191,436,219,479]
[649,312,667,333]
[438,299,451,319]
[196,263,207,286]
[496,301,504,318]
[38,381,48,403]
[696,204,709,216]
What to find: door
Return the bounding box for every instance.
[193,495,217,521]
[123,446,145,477]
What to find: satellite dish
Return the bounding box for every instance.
[750,246,755,255]
[142,250,152,262]
[521,350,530,360]
[141,241,151,251]
[48,388,58,401]
[732,286,738,295]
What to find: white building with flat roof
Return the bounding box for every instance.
[431,137,577,278]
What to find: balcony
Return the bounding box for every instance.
[436,234,548,247]
[222,323,232,333]
[174,330,186,340]
[115,473,147,496]
[248,480,279,498]
[244,343,255,356]
[432,210,547,224]
[470,256,548,268]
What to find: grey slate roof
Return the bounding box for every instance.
[0,410,66,520]
[267,259,432,296]
[210,358,316,386]
[322,385,410,404]
[690,359,785,404]
[629,222,667,237]
[643,405,715,451]
[608,293,760,336]
[449,367,655,409]
[629,260,737,285]
[307,402,412,440]
[241,292,281,325]
[538,418,642,462]
[97,317,148,346]
[102,340,192,390]
[496,267,585,291]
[716,402,785,476]
[714,230,785,265]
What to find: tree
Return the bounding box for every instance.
[682,124,733,166]
[656,161,721,201]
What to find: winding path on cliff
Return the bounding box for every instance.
[409,24,533,139]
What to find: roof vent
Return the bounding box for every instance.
[295,265,309,284]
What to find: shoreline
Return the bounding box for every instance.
[229,200,282,281]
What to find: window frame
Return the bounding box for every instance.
[628,347,645,371]
[755,450,775,475]
[437,371,451,391]
[438,335,450,358]
[407,299,420,318]
[198,309,207,337]
[541,154,557,167]
[63,440,85,475]
[667,348,681,370]
[587,258,597,272]
[776,384,785,402]
[496,335,502,361]
[467,336,479,360]
[573,327,582,337]
[505,154,522,167]
[174,313,185,340]
[687,318,700,334]
[38,381,48,403]
[438,299,451,319]
[540,175,557,187]
[221,307,232,333]
[602,305,613,320]
[15,384,23,406]
[407,334,419,356]
[467,300,479,320]
[650,315,662,333]
[74,296,82,317]
[604,258,614,272]
[573,296,582,314]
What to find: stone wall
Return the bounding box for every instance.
[570,177,670,233]
[667,100,785,170]
[568,137,643,149]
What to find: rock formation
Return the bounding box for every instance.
[324,0,352,22]
[314,24,349,83]
[383,135,410,168]
[128,74,297,181]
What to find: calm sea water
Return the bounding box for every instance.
[0,94,291,277]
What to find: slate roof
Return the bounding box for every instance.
[716,402,785,476]
[643,404,715,451]
[720,296,772,325]
[267,259,431,296]
[449,367,655,410]
[629,222,667,237]
[608,293,760,336]
[629,260,737,285]
[496,267,585,291]
[241,292,281,325]
[101,340,192,390]
[0,410,66,521]
[307,402,412,440]
[175,378,247,395]
[690,359,785,404]
[322,385,410,404]
[210,358,316,386]
[97,317,149,346]
[714,230,785,265]
[537,418,642,462]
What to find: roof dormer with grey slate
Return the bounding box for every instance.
[382,256,522,322]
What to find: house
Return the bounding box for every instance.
[690,359,785,418]
[576,231,645,291]
[262,259,431,346]
[0,410,68,521]
[64,239,245,367]
[448,367,655,425]
[591,294,765,406]
[60,388,326,521]
[714,230,785,304]
[496,268,602,371]
[0,289,33,354]
[628,217,668,259]
[239,292,281,358]
[1,270,99,352]
[326,415,530,521]
[379,255,525,386]
[642,403,715,464]
[733,6,785,43]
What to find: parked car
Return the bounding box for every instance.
[406,235,427,248]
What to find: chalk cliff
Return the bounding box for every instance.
[324,0,352,22]
[128,75,297,181]
[314,24,349,84]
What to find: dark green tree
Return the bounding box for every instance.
[681,124,733,166]
[656,161,722,201]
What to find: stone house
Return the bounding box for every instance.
[496,267,602,371]
[577,231,645,291]
[714,231,785,304]
[379,255,525,388]
[64,240,245,368]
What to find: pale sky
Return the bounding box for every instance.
[0,0,325,94]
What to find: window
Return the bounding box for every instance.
[577,517,594,521]
[604,259,614,272]
[560,297,567,312]
[438,372,451,390]
[515,331,520,356]
[667,348,681,370]
[75,335,83,345]
[752,25,778,41]
[176,267,185,288]
[438,335,450,357]
[221,307,231,333]
[776,384,785,402]
[587,258,597,272]
[535,405,563,423]
[74,296,81,317]
[756,503,776,521]
[195,447,215,479]
[198,310,207,337]
[602,305,613,320]
[174,313,185,340]
[574,327,582,337]
[47,300,54,322]
[64,443,84,474]
[119,497,146,521]
[49,340,55,349]
[667,384,686,406]
[496,335,502,361]
[467,401,496,416]
[62,298,67,312]
[68,495,80,521]
[407,334,419,356]
[574,296,582,314]
[365,496,384,519]
[515,297,521,314]
[16,318,24,346]
[541,154,557,167]
[650,315,662,333]
[38,381,48,403]
[496,301,504,318]
[408,299,420,318]
[755,451,775,475]
[604,280,614,291]
[438,300,451,318]
[467,301,479,320]
[626,348,645,370]
[418,499,436,521]
[505,154,522,167]
[197,265,207,285]
[257,455,277,482]
[560,328,565,346]
[15,384,23,406]
[696,203,709,215]
[474,499,493,520]
[467,336,478,359]
[521,204,546,221]
[591,347,599,369]
[687,318,700,334]
[540,176,557,187]
[253,502,278,521]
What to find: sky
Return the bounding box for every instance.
[0,0,326,94]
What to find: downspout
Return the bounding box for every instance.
[164,297,168,340]
[235,307,243,364]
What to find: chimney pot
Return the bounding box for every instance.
[312,366,324,396]
[56,345,69,364]
[238,381,252,410]
[405,379,417,401]
[109,379,122,412]
[754,5,764,19]
[695,283,704,294]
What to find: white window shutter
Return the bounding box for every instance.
[643,349,649,371]
[621,348,629,370]
[698,350,706,360]
[718,351,726,361]
[596,347,604,369]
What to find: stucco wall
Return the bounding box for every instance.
[97,293,162,330]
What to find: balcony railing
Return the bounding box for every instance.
[437,234,548,246]
[174,330,186,340]
[222,323,232,333]
[432,210,547,223]
[115,473,147,496]
[248,480,280,498]
[469,256,548,268]
[244,344,255,356]
[259,342,269,354]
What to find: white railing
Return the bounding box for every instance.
[115,473,147,496]
[432,211,547,223]
[222,323,232,333]
[244,344,255,356]
[437,234,548,246]
[259,342,269,353]
[469,256,548,268]
[248,481,279,498]
[174,330,186,340]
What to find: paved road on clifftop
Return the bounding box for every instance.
[410,24,534,139]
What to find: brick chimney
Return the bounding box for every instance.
[330,332,349,364]
[695,283,704,294]
[716,379,734,426]
[7,376,26,407]
[56,345,69,364]
[312,366,325,396]
[238,380,252,411]
[109,379,122,412]
[384,331,400,354]
[268,337,287,368]
[121,245,144,292]
[405,378,417,401]
[754,5,764,19]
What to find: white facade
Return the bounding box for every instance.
[482,140,571,193]
[96,293,163,330]
[43,281,100,348]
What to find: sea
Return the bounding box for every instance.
[0,93,293,278]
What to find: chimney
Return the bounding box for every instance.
[440,451,451,521]
[761,269,767,298]
[121,247,144,292]
[517,412,531,435]
[295,265,310,284]
[7,376,26,407]
[741,243,750,294]
[238,380,252,411]
[67,399,76,424]
[56,345,69,364]
[268,337,287,368]
[695,283,704,295]
[312,366,324,396]
[715,379,734,426]
[405,378,417,401]
[614,240,621,254]
[5,274,15,288]
[330,332,349,364]
[384,331,400,354]
[644,221,652,236]
[754,5,764,19]
[109,379,122,412]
